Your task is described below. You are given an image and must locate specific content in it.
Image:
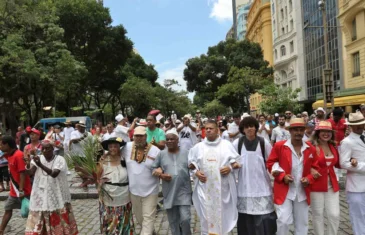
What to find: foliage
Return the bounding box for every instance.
[258,83,303,114]
[202,99,228,118]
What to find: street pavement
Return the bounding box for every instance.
[0,189,355,235]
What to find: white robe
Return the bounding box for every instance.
[188,137,240,235]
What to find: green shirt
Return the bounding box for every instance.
[146,127,166,143]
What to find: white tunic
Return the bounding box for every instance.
[102,164,130,207]
[29,155,71,211]
[188,137,240,235]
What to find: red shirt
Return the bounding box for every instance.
[5,150,32,197]
[328,118,347,145]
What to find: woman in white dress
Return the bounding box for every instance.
[24,140,78,235]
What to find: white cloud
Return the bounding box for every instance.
[209,0,233,22]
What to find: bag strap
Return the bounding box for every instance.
[237,136,245,155]
[258,136,266,164]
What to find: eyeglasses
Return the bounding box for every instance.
[285,113,292,115]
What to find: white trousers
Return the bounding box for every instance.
[130,193,158,235]
[347,192,365,235]
[310,189,340,235]
[275,197,309,235]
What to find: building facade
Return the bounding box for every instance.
[237,3,252,40]
[271,0,306,101]
[245,0,272,115]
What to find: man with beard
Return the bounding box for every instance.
[271,115,290,146]
[267,118,320,235]
[124,126,160,235]
[328,108,347,147]
[285,111,292,127]
[188,120,240,235]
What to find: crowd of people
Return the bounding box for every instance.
[0,104,364,235]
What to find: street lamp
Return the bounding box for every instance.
[318,0,334,111]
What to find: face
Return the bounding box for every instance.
[305,126,314,135]
[134,134,147,147]
[18,127,22,131]
[285,111,292,119]
[108,143,120,156]
[166,134,179,149]
[267,115,272,121]
[278,117,286,126]
[243,125,256,138]
[205,123,219,141]
[79,126,86,133]
[55,128,60,133]
[95,127,101,134]
[318,130,332,142]
[183,117,190,125]
[233,117,241,124]
[259,116,265,123]
[0,141,8,152]
[41,143,53,157]
[107,125,113,133]
[351,124,365,135]
[317,111,324,118]
[146,116,156,129]
[333,114,341,122]
[30,132,40,141]
[289,127,305,141]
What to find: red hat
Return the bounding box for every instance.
[25,126,32,133]
[30,128,41,136]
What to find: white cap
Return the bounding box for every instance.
[315,107,326,115]
[166,129,179,137]
[274,113,279,117]
[115,114,124,122]
[241,113,250,119]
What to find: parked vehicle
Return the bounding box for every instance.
[33,116,92,132]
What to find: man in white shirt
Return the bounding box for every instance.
[102,124,115,141]
[258,114,271,142]
[114,114,130,142]
[271,115,290,146]
[69,121,92,156]
[228,113,242,142]
[124,126,160,235]
[63,121,74,154]
[177,114,197,151]
[340,112,365,235]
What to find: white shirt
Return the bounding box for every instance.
[228,122,242,142]
[114,125,130,142]
[284,140,309,202]
[271,126,290,143]
[221,130,230,141]
[340,132,365,192]
[70,131,92,157]
[258,123,270,142]
[178,123,197,150]
[124,142,160,197]
[29,155,71,211]
[102,132,116,141]
[63,127,74,141]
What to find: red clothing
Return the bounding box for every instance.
[310,144,340,192]
[5,150,32,197]
[266,140,320,205]
[201,127,206,139]
[328,118,347,146]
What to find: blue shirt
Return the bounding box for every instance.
[0,150,8,165]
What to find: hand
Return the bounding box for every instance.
[33,155,41,167]
[301,177,309,187]
[231,162,241,169]
[220,166,231,176]
[283,174,294,184]
[311,168,322,179]
[134,117,139,123]
[351,158,358,167]
[272,170,281,177]
[18,191,25,199]
[152,168,163,177]
[188,164,196,170]
[196,170,207,183]
[160,174,172,182]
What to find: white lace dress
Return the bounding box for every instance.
[29,155,71,211]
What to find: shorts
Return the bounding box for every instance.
[0,166,9,182]
[4,196,22,211]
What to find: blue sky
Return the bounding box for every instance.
[104,0,233,96]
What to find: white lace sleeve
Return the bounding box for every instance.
[53,156,67,172]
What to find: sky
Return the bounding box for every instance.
[104,0,233,98]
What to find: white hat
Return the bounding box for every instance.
[164,120,170,125]
[166,129,179,137]
[241,113,251,119]
[78,120,86,127]
[175,119,181,124]
[315,107,326,115]
[115,114,124,122]
[202,118,208,122]
[274,113,279,117]
[183,114,192,120]
[345,111,365,125]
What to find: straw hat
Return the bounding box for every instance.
[134,126,147,135]
[345,111,365,125]
[288,118,306,129]
[315,121,334,131]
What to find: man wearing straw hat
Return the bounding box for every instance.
[267,118,320,235]
[339,111,365,234]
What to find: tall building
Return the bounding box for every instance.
[271,0,306,101]
[245,0,272,115]
[302,0,343,109]
[237,3,252,40]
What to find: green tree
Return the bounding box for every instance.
[202,99,228,118]
[258,83,303,114]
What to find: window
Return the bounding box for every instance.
[281,70,287,80]
[281,9,284,20]
[286,25,288,33]
[352,18,357,41]
[282,27,285,35]
[275,49,278,59]
[272,3,275,13]
[353,52,360,77]
[285,6,287,18]
[289,0,293,11]
[290,41,294,53]
[281,46,286,56]
[290,19,294,31]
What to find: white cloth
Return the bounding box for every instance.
[124,142,160,197]
[310,189,340,235]
[276,196,309,235]
[70,131,92,157]
[347,192,365,235]
[102,164,130,207]
[63,127,74,153]
[233,138,274,215]
[271,126,290,143]
[258,123,271,142]
[29,155,71,211]
[340,132,365,192]
[227,122,242,142]
[102,131,116,141]
[188,137,239,235]
[114,124,130,142]
[178,123,197,150]
[221,130,230,141]
[284,140,309,202]
[302,133,311,142]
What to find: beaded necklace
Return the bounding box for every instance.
[130,143,152,163]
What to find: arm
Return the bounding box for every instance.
[19,172,25,192]
[154,141,166,150]
[340,140,365,173]
[270,129,277,146]
[176,124,184,133]
[266,144,286,183]
[266,124,272,135]
[34,156,61,178]
[188,122,197,132]
[128,118,138,133]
